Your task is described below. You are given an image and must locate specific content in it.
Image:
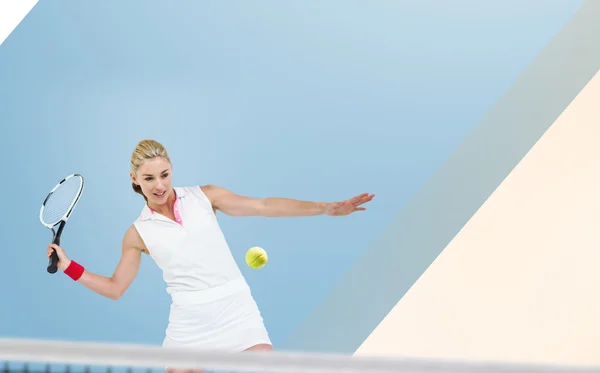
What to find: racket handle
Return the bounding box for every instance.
[47,233,61,274]
[47,249,59,274]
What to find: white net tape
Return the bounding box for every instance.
[0,338,599,373]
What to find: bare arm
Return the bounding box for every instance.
[49,225,145,300]
[202,185,327,217]
[201,185,374,217]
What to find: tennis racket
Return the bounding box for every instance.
[39,173,85,274]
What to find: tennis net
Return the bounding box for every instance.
[1,338,599,373]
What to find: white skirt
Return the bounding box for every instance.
[162,278,271,352]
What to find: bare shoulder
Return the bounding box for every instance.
[199,185,230,214]
[199,184,229,201]
[199,184,224,195]
[123,224,149,255]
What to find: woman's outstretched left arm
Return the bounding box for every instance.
[201,185,374,217]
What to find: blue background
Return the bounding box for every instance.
[0,0,583,350]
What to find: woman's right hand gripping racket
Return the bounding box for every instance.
[39,174,85,274]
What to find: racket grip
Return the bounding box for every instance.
[47,225,63,274]
[47,249,59,274]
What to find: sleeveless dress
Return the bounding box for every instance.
[133,186,271,351]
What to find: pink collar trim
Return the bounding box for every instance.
[148,192,183,226]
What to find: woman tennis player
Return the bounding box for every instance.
[47,139,374,367]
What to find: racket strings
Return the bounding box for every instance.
[42,177,83,225]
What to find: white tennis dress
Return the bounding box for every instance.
[133,186,271,351]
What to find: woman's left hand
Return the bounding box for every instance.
[325,193,375,216]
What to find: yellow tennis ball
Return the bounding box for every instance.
[245,246,268,269]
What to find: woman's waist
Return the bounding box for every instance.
[168,277,250,305]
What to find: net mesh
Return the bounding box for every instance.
[0,338,598,373]
[42,176,83,226]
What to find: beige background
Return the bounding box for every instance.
[355,69,600,366]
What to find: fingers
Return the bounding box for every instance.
[348,193,374,213]
[48,244,65,253]
[349,193,369,202]
[328,193,374,216]
[350,193,374,206]
[47,244,66,257]
[355,193,374,201]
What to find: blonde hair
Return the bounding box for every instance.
[130,139,171,201]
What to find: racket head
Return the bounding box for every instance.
[39,173,85,228]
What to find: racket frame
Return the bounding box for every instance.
[39,173,85,274]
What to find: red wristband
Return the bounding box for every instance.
[64,260,85,281]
